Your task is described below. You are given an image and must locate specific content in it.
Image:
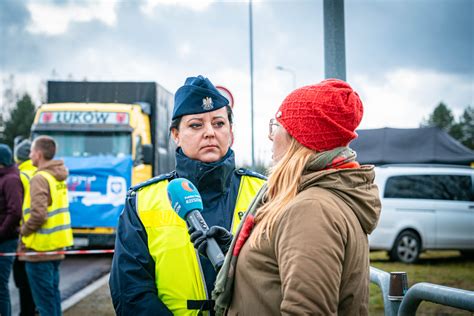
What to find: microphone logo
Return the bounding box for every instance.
[181,180,193,192]
[167,178,203,218]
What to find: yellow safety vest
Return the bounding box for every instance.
[136,175,265,316]
[19,160,36,177]
[19,160,37,214]
[22,170,74,251]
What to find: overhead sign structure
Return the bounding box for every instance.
[39,111,130,125]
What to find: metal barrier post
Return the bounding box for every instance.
[370,267,401,316]
[398,282,474,315]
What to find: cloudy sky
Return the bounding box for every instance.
[1,0,472,164]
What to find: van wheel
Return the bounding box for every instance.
[390,231,421,263]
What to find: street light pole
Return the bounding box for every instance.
[323,0,346,80]
[276,65,296,89]
[249,0,255,167]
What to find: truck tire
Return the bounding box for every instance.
[389,230,421,264]
[460,250,474,259]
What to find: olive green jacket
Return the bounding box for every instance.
[227,166,381,316]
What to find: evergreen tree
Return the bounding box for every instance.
[2,94,36,148]
[449,121,463,143]
[421,102,455,130]
[422,102,474,151]
[457,106,474,150]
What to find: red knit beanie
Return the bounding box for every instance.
[276,79,363,152]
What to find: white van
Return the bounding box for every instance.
[369,164,474,263]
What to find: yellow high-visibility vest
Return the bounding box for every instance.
[22,170,74,251]
[19,160,37,214]
[136,175,265,316]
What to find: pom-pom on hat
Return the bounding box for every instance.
[14,139,32,162]
[276,79,363,152]
[0,144,13,167]
[172,75,229,120]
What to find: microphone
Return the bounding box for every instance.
[167,178,225,270]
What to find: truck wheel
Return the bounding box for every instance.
[390,230,421,264]
[460,250,474,259]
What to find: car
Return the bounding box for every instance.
[369,164,474,263]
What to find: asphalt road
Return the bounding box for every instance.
[8,254,113,315]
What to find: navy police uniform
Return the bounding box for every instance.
[109,75,266,315]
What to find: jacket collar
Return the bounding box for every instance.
[36,159,69,181]
[175,148,235,195]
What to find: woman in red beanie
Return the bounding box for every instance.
[210,79,382,316]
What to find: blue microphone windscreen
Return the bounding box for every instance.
[167,178,203,219]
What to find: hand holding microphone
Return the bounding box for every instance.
[189,225,232,257]
[167,178,226,271]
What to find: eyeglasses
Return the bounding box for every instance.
[269,118,280,138]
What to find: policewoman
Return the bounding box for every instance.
[109,75,266,316]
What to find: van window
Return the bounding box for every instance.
[384,175,473,201]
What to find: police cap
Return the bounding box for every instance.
[172,75,229,120]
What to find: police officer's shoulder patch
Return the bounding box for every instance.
[235,168,267,180]
[129,171,176,194]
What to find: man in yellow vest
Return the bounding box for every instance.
[20,136,73,316]
[13,139,37,316]
[110,76,266,315]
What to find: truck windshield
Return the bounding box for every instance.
[39,131,131,157]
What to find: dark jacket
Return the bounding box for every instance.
[0,165,23,241]
[110,149,264,315]
[228,166,381,316]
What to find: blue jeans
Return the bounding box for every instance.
[0,238,18,316]
[25,260,62,316]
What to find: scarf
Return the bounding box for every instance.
[212,147,358,315]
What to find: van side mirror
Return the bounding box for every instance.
[142,144,153,165]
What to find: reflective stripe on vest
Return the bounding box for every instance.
[136,175,265,316]
[20,172,31,217]
[22,170,74,251]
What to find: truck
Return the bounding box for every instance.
[30,81,175,247]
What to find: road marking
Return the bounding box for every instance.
[0,249,114,256]
[61,272,110,312]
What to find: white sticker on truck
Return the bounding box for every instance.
[68,176,127,207]
[39,111,129,125]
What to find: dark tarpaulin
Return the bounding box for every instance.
[350,127,474,165]
[47,81,157,105]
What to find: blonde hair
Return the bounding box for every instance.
[250,137,314,248]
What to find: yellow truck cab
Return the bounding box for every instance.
[31,81,174,247]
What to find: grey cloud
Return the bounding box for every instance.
[1,0,472,89]
[0,0,30,30]
[3,1,251,76]
[51,0,74,6]
[345,0,473,77]
[0,0,42,72]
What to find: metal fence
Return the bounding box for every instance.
[369,266,474,315]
